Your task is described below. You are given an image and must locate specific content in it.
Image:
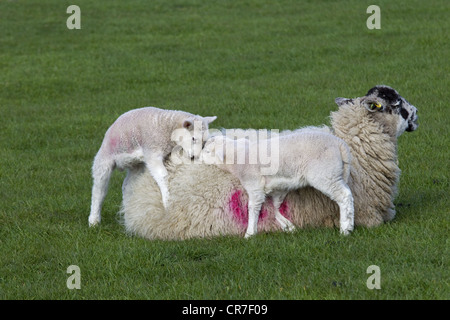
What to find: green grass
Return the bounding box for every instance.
[0,0,448,299]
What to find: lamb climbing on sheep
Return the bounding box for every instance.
[201,131,354,237]
[119,85,418,240]
[88,106,216,227]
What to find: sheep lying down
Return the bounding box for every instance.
[201,131,354,238]
[119,85,418,240]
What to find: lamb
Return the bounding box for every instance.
[201,131,354,238]
[88,106,216,227]
[119,85,418,240]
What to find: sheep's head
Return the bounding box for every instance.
[335,85,418,138]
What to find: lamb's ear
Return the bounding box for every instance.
[215,146,225,164]
[204,116,217,124]
[171,128,185,143]
[182,119,193,129]
[335,97,353,106]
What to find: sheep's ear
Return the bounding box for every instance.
[335,97,353,106]
[204,116,217,124]
[182,119,193,129]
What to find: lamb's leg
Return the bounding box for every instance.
[145,154,170,209]
[89,154,115,227]
[245,190,265,238]
[271,192,295,232]
[336,183,354,235]
[315,181,354,235]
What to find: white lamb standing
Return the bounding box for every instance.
[201,131,354,238]
[119,85,419,240]
[88,106,216,227]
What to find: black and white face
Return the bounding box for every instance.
[365,86,418,136]
[336,85,419,138]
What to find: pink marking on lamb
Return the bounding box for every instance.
[109,136,119,153]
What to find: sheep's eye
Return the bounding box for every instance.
[370,103,381,110]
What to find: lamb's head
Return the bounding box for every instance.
[171,115,217,159]
[200,135,226,164]
[335,85,418,138]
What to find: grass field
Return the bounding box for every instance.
[0,0,448,300]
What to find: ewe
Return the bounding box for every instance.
[201,131,354,238]
[88,107,216,226]
[119,85,418,240]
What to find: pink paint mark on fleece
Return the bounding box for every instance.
[229,190,269,227]
[229,190,248,227]
[279,200,290,219]
[260,198,272,220]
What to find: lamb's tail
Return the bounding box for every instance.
[339,140,352,183]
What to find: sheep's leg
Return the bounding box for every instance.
[145,154,170,209]
[271,192,295,232]
[245,190,265,238]
[89,154,115,227]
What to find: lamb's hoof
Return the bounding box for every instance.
[88,216,100,227]
[244,232,254,239]
[285,223,296,233]
[340,219,354,235]
[340,226,353,236]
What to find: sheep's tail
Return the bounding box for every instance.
[339,140,352,183]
